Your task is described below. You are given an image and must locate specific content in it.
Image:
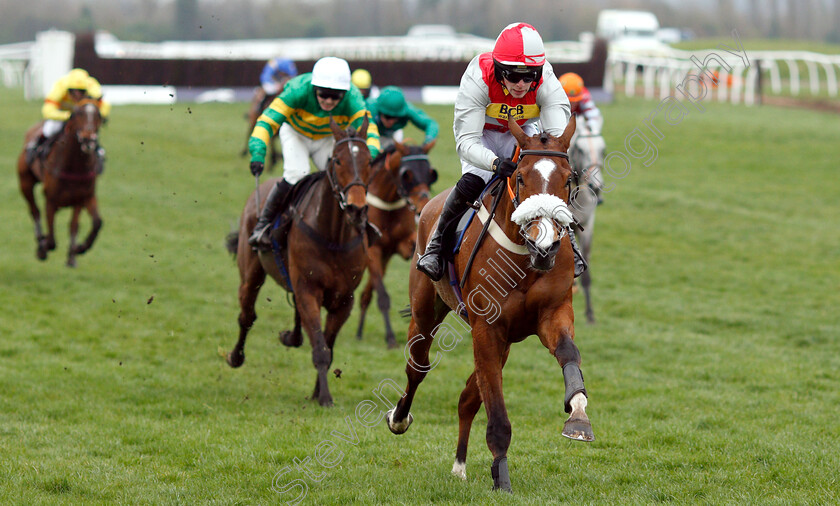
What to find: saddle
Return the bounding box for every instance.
[268,172,327,251]
[444,179,505,263]
[268,171,380,253]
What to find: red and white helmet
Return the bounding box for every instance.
[492,22,546,67]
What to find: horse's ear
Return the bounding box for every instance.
[394,139,408,155]
[329,116,343,137]
[507,114,529,146]
[559,115,577,148]
[386,150,403,171]
[422,138,436,153]
[358,115,370,138]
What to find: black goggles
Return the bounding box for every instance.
[500,68,539,84]
[316,88,345,101]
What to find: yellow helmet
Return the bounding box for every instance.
[66,68,91,90]
[559,72,584,102]
[351,68,372,89]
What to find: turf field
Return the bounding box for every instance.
[0,86,838,504]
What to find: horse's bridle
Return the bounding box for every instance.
[326,136,369,210]
[70,102,101,154]
[507,149,578,209]
[394,154,434,214]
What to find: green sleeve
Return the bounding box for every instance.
[249,75,309,163]
[348,87,380,158]
[407,103,439,144]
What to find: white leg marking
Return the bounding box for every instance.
[451,459,467,480]
[569,392,588,417]
[387,409,412,432]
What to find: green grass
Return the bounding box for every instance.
[1,87,838,504]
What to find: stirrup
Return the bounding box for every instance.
[248,224,272,250]
[416,251,444,281]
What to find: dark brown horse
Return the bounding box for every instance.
[240,89,280,169]
[386,116,594,492]
[17,99,104,267]
[226,117,372,407]
[355,140,438,349]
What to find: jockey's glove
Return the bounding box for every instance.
[492,157,517,178]
[250,161,264,176]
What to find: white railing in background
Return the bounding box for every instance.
[606,47,840,106]
[5,30,839,107]
[91,31,592,63]
[0,41,33,87]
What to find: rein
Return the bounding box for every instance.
[459,147,573,287]
[367,152,433,214]
[292,135,369,253]
[326,136,369,210]
[507,148,573,208]
[50,115,99,182]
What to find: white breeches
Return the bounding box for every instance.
[278,123,334,184]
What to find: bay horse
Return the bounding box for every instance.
[355,140,438,349]
[568,122,606,324]
[16,99,104,267]
[226,117,372,407]
[386,115,595,492]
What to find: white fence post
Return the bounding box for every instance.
[26,30,75,100]
[822,62,837,96]
[785,59,800,96]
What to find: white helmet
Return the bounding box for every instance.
[311,57,351,91]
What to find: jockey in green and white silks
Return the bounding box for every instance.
[247,56,381,249]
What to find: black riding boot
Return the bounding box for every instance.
[249,179,293,250]
[25,134,46,165]
[416,173,485,281]
[568,226,588,277]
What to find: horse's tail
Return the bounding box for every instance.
[398,304,412,319]
[225,230,239,257]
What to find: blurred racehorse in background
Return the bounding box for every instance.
[568,122,605,324]
[16,99,104,267]
[355,140,438,348]
[241,88,282,170]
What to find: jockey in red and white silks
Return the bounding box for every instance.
[417,22,573,281]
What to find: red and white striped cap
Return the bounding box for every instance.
[492,22,546,67]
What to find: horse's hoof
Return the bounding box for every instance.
[319,398,334,407]
[66,259,76,268]
[72,245,87,255]
[451,460,467,480]
[279,330,303,347]
[36,247,47,261]
[386,408,413,434]
[562,416,595,442]
[225,350,245,368]
[385,337,398,350]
